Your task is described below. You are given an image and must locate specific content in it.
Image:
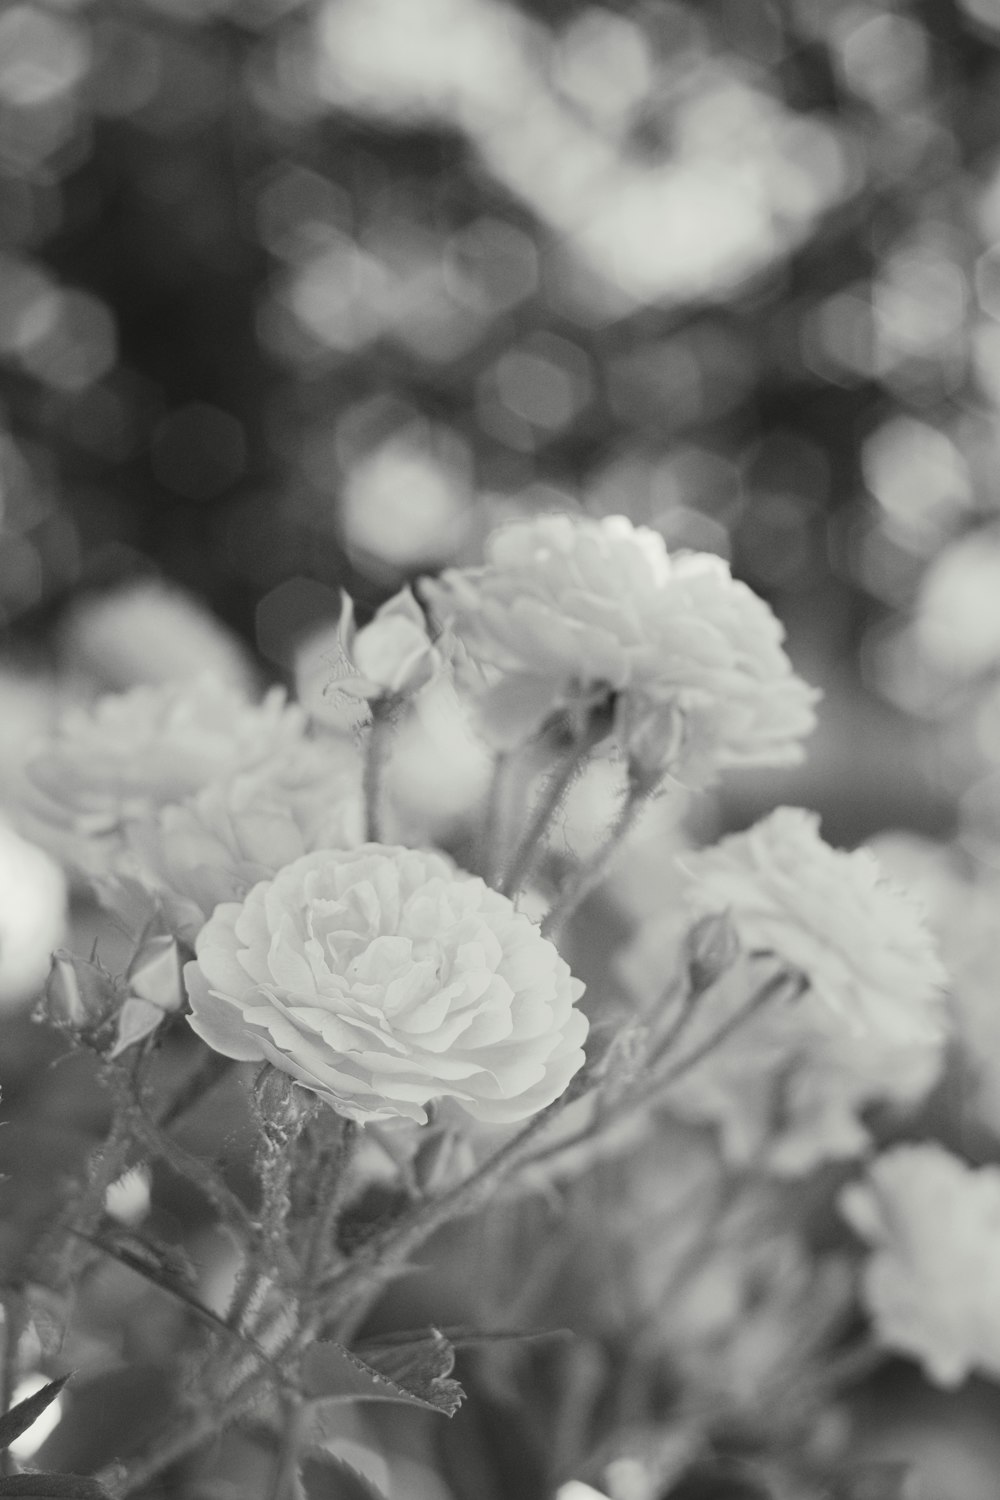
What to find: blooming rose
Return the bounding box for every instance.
[27,676,311,872]
[680,808,947,1043]
[185,844,588,1125]
[113,738,364,944]
[421,513,818,782]
[840,1144,1000,1386]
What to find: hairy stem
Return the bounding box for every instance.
[499,726,602,898]
[541,778,650,940]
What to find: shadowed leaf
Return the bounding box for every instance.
[0,1379,69,1454]
[303,1332,463,1416]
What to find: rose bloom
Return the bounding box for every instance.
[840,1144,1000,1386]
[185,844,588,1125]
[113,739,364,945]
[680,808,948,1044]
[421,513,818,781]
[27,676,310,871]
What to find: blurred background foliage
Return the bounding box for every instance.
[6,4,1000,1495]
[5,0,1000,830]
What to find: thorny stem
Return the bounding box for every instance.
[301,1120,358,1296]
[46,1109,134,1294]
[226,1132,297,1337]
[541,776,651,940]
[499,726,602,898]
[127,1097,253,1241]
[521,968,806,1173]
[649,968,806,1097]
[314,1084,589,1332]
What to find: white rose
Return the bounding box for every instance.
[680,807,948,1043]
[840,1145,1000,1386]
[185,844,588,1125]
[114,738,364,944]
[421,513,818,782]
[27,676,310,871]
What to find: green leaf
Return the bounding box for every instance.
[0,1474,114,1498]
[302,1331,463,1417]
[0,1379,69,1455]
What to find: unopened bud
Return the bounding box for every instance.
[251,1064,317,1139]
[41,949,120,1038]
[338,589,439,704]
[683,911,741,992]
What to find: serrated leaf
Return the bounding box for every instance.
[302,1333,463,1417]
[301,1451,389,1500]
[0,1379,69,1454]
[0,1473,113,1497]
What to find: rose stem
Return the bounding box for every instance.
[541,773,650,939]
[498,725,601,897]
[363,699,393,843]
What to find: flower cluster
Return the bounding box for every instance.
[422,513,819,783]
[185,844,588,1125]
[840,1145,1000,1386]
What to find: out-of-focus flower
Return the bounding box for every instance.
[840,1144,1000,1386]
[57,581,254,693]
[27,676,311,871]
[336,588,440,703]
[111,739,364,944]
[185,844,588,1125]
[681,808,948,1043]
[869,832,1000,1139]
[0,821,66,1007]
[421,513,817,783]
[659,958,944,1174]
